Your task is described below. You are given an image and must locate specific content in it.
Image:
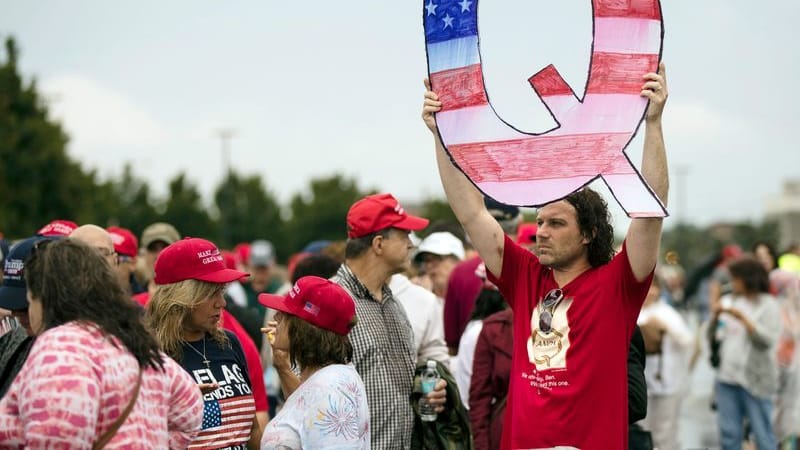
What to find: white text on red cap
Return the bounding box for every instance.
[197,249,223,265]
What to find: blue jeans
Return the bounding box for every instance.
[715,381,777,450]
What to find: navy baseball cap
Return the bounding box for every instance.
[0,236,52,311]
[484,197,520,222]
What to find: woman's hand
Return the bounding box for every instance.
[261,324,291,372]
[197,383,219,395]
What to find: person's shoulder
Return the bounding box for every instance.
[223,329,242,347]
[39,322,99,343]
[313,365,364,389]
[759,293,781,311]
[392,275,437,304]
[483,308,512,325]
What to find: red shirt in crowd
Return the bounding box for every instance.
[488,236,652,450]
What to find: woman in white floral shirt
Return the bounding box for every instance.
[259,276,369,449]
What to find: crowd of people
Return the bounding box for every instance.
[0,63,797,450]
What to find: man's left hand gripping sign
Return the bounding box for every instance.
[424,0,667,218]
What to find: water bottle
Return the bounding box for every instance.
[419,360,439,422]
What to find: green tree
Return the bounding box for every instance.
[161,173,216,241]
[105,163,160,236]
[417,198,458,233]
[214,171,284,251]
[285,174,371,257]
[0,37,107,237]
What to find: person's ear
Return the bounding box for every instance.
[372,234,384,255]
[581,228,597,245]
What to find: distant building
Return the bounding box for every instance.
[765,179,800,250]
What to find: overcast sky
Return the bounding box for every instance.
[1,1,797,230]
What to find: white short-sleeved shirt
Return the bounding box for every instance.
[260,364,370,450]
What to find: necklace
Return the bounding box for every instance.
[186,336,211,369]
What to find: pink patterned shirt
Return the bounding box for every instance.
[0,322,204,449]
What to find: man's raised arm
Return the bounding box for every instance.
[422,79,505,277]
[626,63,669,281]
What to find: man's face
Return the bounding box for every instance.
[380,229,414,273]
[535,200,589,270]
[145,241,169,273]
[249,265,271,285]
[114,255,136,287]
[421,253,460,293]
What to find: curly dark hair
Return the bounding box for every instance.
[25,239,164,370]
[564,188,615,267]
[284,314,354,371]
[728,256,770,294]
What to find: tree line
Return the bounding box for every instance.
[0,37,460,260]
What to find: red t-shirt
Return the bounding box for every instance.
[488,235,652,450]
[133,292,269,413]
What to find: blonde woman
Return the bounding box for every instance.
[146,238,261,450]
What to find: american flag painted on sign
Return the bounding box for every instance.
[424,0,668,218]
[189,395,255,450]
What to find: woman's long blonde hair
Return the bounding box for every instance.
[145,279,229,361]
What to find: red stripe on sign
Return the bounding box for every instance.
[449,133,630,183]
[593,0,661,20]
[529,65,574,97]
[430,64,489,111]
[586,53,658,95]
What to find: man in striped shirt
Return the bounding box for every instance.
[333,193,449,449]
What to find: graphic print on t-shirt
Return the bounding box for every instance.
[182,334,255,450]
[527,296,573,370]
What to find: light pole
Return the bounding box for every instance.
[216,129,236,247]
[216,128,236,176]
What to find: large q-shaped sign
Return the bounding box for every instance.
[424,0,667,218]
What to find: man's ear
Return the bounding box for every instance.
[581,228,597,245]
[372,234,384,255]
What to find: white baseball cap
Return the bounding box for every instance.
[414,232,465,261]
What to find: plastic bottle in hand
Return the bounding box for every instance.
[419,360,439,422]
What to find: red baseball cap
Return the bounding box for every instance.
[37,219,78,237]
[154,238,249,285]
[107,226,138,257]
[516,222,538,245]
[221,250,238,270]
[258,276,356,335]
[234,243,251,267]
[346,193,429,238]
